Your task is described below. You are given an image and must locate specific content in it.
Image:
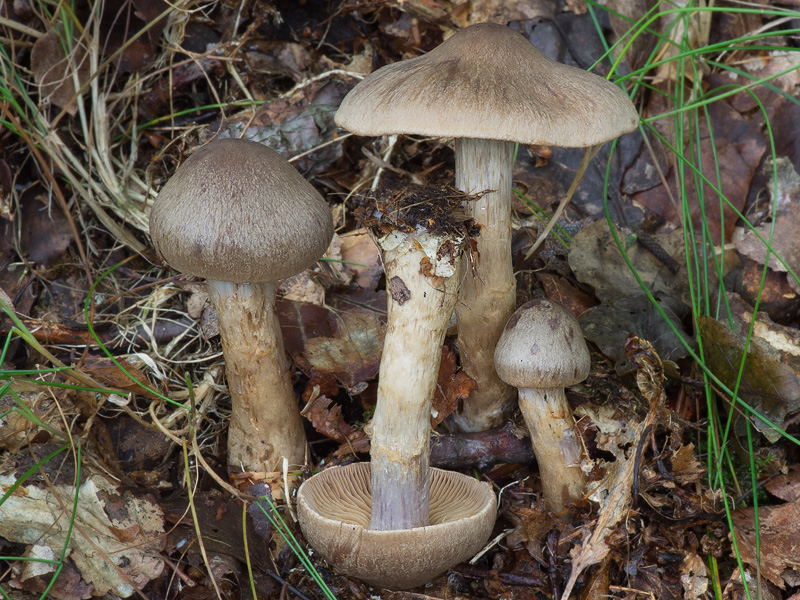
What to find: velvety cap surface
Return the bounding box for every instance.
[335,23,638,147]
[495,299,590,388]
[297,462,497,590]
[149,138,333,283]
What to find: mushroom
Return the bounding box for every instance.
[149,138,333,473]
[297,462,496,590]
[494,299,591,515]
[356,185,473,530]
[335,23,638,432]
[296,186,496,588]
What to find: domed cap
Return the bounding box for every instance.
[149,138,333,283]
[335,23,638,147]
[297,462,497,590]
[495,299,590,389]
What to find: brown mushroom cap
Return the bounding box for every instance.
[335,23,638,147]
[149,138,333,283]
[297,462,497,590]
[494,299,591,389]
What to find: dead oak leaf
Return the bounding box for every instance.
[302,395,370,457]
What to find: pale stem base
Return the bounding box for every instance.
[370,234,462,530]
[453,137,517,432]
[206,280,307,473]
[518,386,586,514]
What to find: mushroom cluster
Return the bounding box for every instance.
[335,22,638,433]
[149,19,637,593]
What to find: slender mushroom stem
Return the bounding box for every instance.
[205,280,306,473]
[453,137,517,432]
[517,386,586,514]
[370,230,462,530]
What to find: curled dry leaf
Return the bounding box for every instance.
[302,394,370,457]
[432,346,476,427]
[561,336,663,600]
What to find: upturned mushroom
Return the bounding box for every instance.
[297,462,496,590]
[149,138,333,473]
[335,23,638,432]
[494,299,591,515]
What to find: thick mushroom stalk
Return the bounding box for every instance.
[206,280,305,471]
[370,227,463,530]
[453,138,516,432]
[494,299,591,515]
[516,387,585,514]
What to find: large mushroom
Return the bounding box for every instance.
[149,138,333,473]
[494,299,591,515]
[335,23,638,432]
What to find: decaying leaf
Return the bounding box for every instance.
[681,552,710,600]
[432,346,476,427]
[732,502,800,589]
[633,100,765,245]
[735,157,800,293]
[0,474,164,597]
[568,219,688,305]
[579,295,691,372]
[278,296,385,391]
[765,464,800,502]
[697,315,800,442]
[30,29,90,115]
[216,80,348,176]
[561,336,664,599]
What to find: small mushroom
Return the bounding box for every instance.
[149,138,333,473]
[335,23,638,433]
[297,462,496,590]
[494,299,591,515]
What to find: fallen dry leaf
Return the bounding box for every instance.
[0,474,164,597]
[561,336,664,599]
[765,464,800,502]
[568,219,689,305]
[697,315,800,442]
[681,552,710,599]
[302,394,370,457]
[278,295,385,391]
[30,29,90,116]
[732,502,800,589]
[633,99,765,245]
[432,346,476,427]
[735,157,800,293]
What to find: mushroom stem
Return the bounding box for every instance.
[206,280,306,473]
[517,386,586,514]
[370,231,462,530]
[453,137,517,432]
